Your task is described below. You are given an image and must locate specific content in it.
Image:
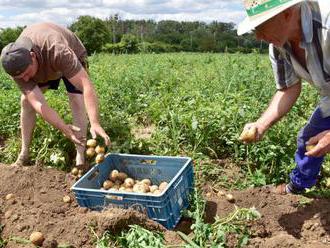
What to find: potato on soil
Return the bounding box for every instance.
[95,153,105,163]
[225,193,235,203]
[86,147,96,158]
[159,182,168,191]
[95,145,105,154]
[217,190,226,197]
[87,139,97,147]
[239,126,257,142]
[5,193,14,200]
[30,231,45,246]
[63,195,72,203]
[103,180,114,190]
[71,167,79,176]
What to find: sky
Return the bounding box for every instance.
[0,0,329,29]
[0,0,246,28]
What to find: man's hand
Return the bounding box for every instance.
[63,124,85,147]
[90,124,111,147]
[305,130,330,157]
[239,122,267,143]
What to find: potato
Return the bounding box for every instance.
[117,172,128,182]
[149,185,159,193]
[239,126,257,142]
[63,195,72,203]
[86,147,96,158]
[159,182,168,192]
[119,186,126,191]
[71,167,79,176]
[103,180,113,190]
[217,190,226,197]
[153,189,162,195]
[95,153,105,163]
[114,180,122,186]
[87,139,97,147]
[124,178,135,188]
[133,183,148,193]
[141,179,151,186]
[30,231,45,246]
[95,145,105,154]
[306,145,316,152]
[5,193,14,200]
[226,193,235,203]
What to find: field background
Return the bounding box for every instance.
[0,52,322,188]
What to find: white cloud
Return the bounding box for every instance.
[0,0,245,28]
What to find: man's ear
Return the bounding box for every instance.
[30,51,36,59]
[283,7,294,21]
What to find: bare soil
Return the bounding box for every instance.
[1,163,330,247]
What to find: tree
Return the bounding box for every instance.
[69,16,111,54]
[0,27,24,50]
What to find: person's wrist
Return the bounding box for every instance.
[256,120,268,134]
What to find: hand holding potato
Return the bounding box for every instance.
[305,130,330,157]
[239,122,265,143]
[90,124,111,148]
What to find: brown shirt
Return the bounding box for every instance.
[16,22,87,93]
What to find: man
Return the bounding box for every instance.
[0,22,110,169]
[238,0,330,194]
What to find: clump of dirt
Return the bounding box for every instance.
[0,164,164,248]
[203,186,330,247]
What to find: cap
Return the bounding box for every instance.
[237,0,305,35]
[0,37,34,76]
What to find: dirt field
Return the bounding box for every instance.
[1,163,330,247]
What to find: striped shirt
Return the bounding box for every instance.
[269,1,330,116]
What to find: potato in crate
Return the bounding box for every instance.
[71,153,194,229]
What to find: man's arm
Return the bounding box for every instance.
[241,81,301,142]
[68,68,110,146]
[24,86,84,146]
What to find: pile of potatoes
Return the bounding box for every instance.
[86,139,105,164]
[101,169,168,195]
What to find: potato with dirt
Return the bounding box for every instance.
[239,126,257,143]
[86,139,97,147]
[30,231,45,246]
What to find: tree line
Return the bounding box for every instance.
[0,15,266,55]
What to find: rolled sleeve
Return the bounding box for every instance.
[269,44,300,90]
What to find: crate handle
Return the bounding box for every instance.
[173,175,183,189]
[105,195,124,201]
[87,169,100,181]
[130,203,147,215]
[139,159,157,165]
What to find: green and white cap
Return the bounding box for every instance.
[237,0,305,35]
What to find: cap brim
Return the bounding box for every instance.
[237,0,305,35]
[15,37,33,51]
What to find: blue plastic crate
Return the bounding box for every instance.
[71,153,194,229]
